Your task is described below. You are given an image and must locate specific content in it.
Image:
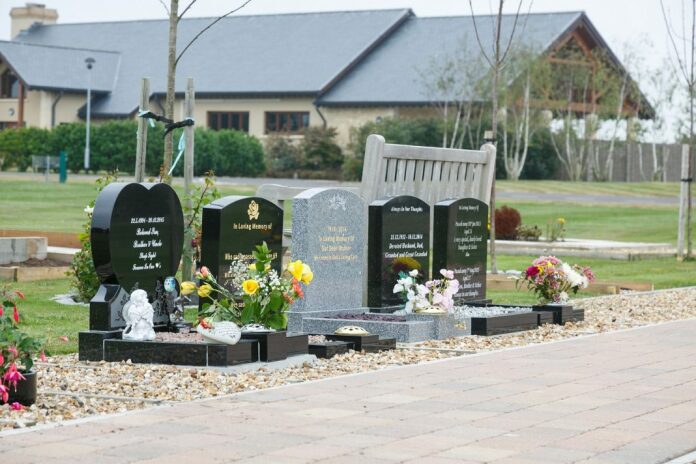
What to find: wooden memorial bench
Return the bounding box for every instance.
[256,134,496,248]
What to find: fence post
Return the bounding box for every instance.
[181,78,195,281]
[677,144,689,260]
[59,151,67,183]
[134,77,150,182]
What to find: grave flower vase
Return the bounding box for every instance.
[3,370,38,406]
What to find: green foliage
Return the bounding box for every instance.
[344,117,443,180]
[515,224,542,241]
[0,127,52,171]
[1,122,265,177]
[183,171,221,265]
[1,287,46,375]
[301,127,343,172]
[67,172,120,303]
[264,134,302,173]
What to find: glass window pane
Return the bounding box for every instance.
[208,112,217,130]
[301,112,309,128]
[242,113,249,132]
[231,113,239,129]
[220,113,229,129]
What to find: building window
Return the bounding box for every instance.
[208,111,249,132]
[265,111,309,133]
[0,69,18,99]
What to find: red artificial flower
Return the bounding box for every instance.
[0,353,4,365]
[7,346,18,358]
[292,278,304,299]
[39,351,46,362]
[12,305,19,323]
[0,306,3,316]
[525,266,540,277]
[14,291,24,300]
[9,402,23,411]
[0,385,8,403]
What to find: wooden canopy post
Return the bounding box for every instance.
[182,77,195,281]
[134,77,150,182]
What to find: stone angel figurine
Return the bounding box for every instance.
[123,289,156,341]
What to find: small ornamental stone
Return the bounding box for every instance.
[197,321,241,345]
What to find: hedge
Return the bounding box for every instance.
[0,121,265,177]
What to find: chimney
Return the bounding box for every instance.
[10,3,58,39]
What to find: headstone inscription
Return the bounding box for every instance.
[292,188,366,312]
[90,182,184,330]
[433,198,488,302]
[200,196,283,293]
[367,196,430,307]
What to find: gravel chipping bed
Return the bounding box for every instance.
[2,287,695,431]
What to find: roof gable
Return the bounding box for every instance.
[14,9,411,116]
[317,11,583,106]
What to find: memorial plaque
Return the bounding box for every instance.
[433,198,488,302]
[200,196,283,292]
[90,182,184,328]
[292,188,366,312]
[367,196,430,307]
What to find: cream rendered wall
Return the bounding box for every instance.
[181,97,321,142]
[319,106,397,146]
[52,94,85,126]
[0,61,17,124]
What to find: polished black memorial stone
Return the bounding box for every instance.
[572,308,585,322]
[368,196,430,307]
[286,333,309,357]
[91,182,184,299]
[326,334,380,351]
[89,284,129,331]
[532,305,574,325]
[433,198,488,302]
[469,312,539,336]
[103,339,258,366]
[536,311,554,326]
[200,196,283,295]
[78,330,122,361]
[362,337,397,353]
[308,341,352,359]
[241,331,289,362]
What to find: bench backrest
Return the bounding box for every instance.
[361,134,496,206]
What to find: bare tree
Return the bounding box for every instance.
[418,39,486,149]
[468,0,531,273]
[661,0,694,257]
[160,0,252,182]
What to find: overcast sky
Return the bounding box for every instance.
[0,0,686,140]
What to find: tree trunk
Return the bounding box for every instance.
[163,0,179,183]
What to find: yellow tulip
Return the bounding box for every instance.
[301,270,313,285]
[197,283,213,298]
[180,281,196,296]
[242,279,260,295]
[287,260,304,280]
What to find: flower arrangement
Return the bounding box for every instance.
[546,217,566,242]
[182,242,313,330]
[517,256,595,304]
[0,287,46,408]
[393,269,459,313]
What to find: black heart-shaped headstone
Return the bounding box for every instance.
[91,183,184,299]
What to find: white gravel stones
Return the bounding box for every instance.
[3,287,695,432]
[452,305,532,319]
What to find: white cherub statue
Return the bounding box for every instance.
[122,289,156,341]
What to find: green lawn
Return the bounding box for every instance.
[0,179,254,233]
[496,180,688,198]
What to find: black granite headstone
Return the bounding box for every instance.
[200,196,283,292]
[368,196,430,307]
[90,182,184,329]
[433,198,488,302]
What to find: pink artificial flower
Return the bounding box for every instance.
[0,353,3,365]
[0,385,8,403]
[58,336,69,343]
[7,346,18,358]
[12,305,19,323]
[0,306,3,316]
[9,402,23,411]
[3,363,25,389]
[39,351,46,362]
[200,266,210,278]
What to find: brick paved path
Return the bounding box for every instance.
[2,320,696,463]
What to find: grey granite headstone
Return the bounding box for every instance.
[291,188,366,312]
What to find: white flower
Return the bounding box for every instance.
[440,269,454,279]
[393,283,404,294]
[409,269,419,277]
[558,291,569,303]
[84,205,94,214]
[416,284,428,297]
